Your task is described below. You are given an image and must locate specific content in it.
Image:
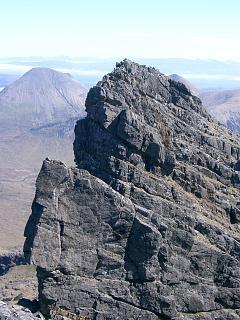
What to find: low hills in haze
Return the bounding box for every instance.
[0,68,87,251]
[170,73,240,134]
[200,88,240,133]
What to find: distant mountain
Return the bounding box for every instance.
[200,89,240,133]
[0,68,86,129]
[168,74,200,96]
[0,69,87,252]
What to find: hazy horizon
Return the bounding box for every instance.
[1,56,240,90]
[1,0,240,90]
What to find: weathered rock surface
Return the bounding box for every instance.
[24,60,240,319]
[0,301,39,320]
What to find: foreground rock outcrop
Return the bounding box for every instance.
[0,301,39,320]
[24,60,240,320]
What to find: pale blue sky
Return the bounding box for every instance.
[0,0,239,60]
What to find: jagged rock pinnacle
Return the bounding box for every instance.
[24,60,240,320]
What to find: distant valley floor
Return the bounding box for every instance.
[0,130,75,251]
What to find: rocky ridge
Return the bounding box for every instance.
[24,60,240,320]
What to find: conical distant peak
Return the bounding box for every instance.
[23,67,67,79]
[0,66,87,128]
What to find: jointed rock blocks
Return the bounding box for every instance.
[24,60,240,319]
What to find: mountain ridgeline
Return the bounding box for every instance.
[24,60,240,320]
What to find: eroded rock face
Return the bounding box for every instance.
[24,60,240,320]
[0,301,39,320]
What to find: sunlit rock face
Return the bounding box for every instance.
[24,60,240,320]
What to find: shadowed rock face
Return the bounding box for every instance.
[24,60,240,320]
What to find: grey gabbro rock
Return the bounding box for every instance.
[24,60,240,320]
[0,301,40,320]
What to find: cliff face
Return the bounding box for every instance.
[24,60,240,320]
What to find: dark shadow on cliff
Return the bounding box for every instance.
[23,202,44,263]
